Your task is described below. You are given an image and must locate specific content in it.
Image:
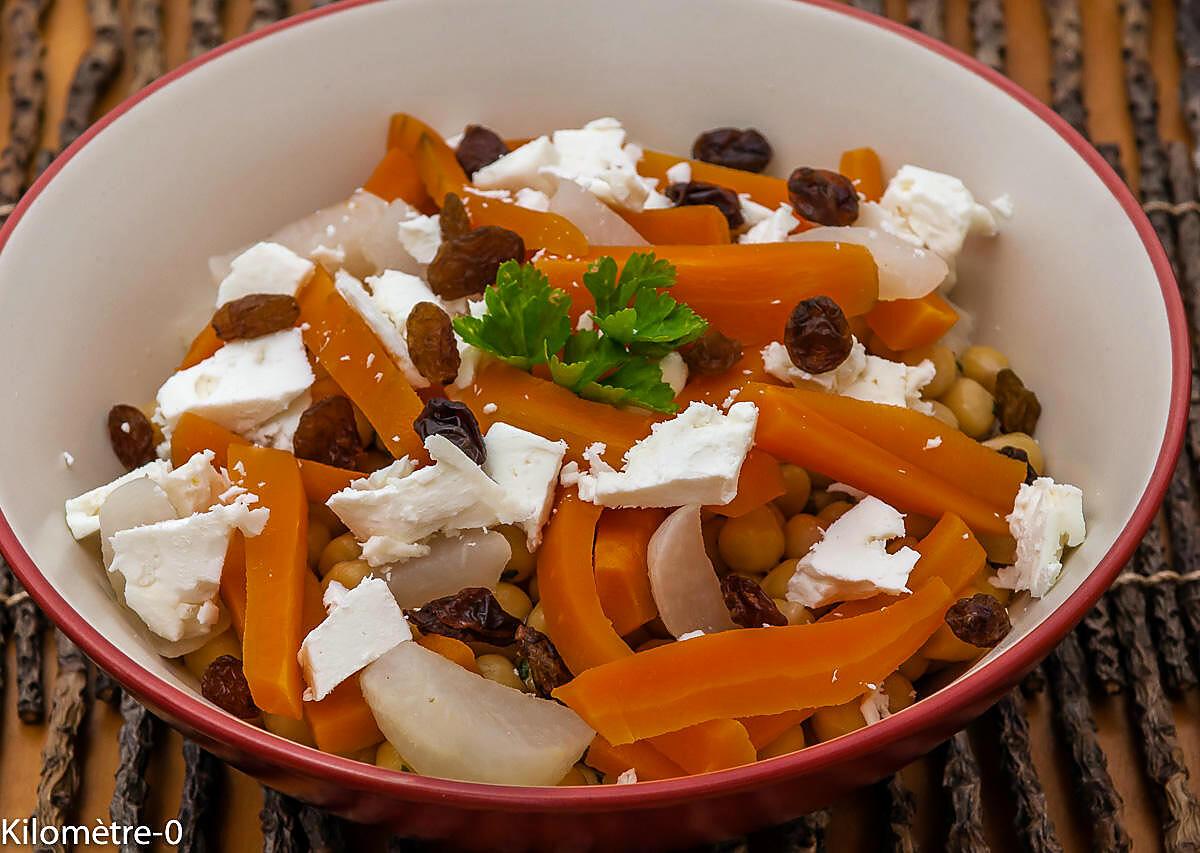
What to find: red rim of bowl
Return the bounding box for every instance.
[0,0,1186,811]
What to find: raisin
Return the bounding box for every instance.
[787,167,859,226]
[404,587,521,645]
[107,404,156,470]
[454,125,509,178]
[944,593,1012,647]
[784,295,853,373]
[211,293,300,341]
[993,369,1042,435]
[406,302,462,385]
[413,398,486,465]
[515,624,572,698]
[427,226,525,300]
[692,127,773,173]
[997,446,1038,485]
[665,181,744,229]
[439,192,472,241]
[200,655,259,719]
[292,396,363,468]
[681,328,743,375]
[721,574,787,628]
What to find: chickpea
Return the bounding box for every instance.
[898,654,929,682]
[318,533,361,576]
[497,524,538,583]
[763,560,799,599]
[808,490,837,514]
[307,519,332,569]
[775,464,812,517]
[960,345,1010,392]
[308,501,345,535]
[527,575,540,603]
[765,502,786,528]
[558,764,599,785]
[701,515,728,573]
[866,333,899,360]
[784,515,823,559]
[808,471,834,491]
[928,401,959,430]
[940,376,995,438]
[321,559,372,593]
[902,345,957,400]
[970,570,1012,606]
[774,598,813,626]
[759,725,807,759]
[817,501,854,529]
[983,432,1045,474]
[883,673,916,713]
[810,701,866,742]
[526,602,548,634]
[183,629,241,680]
[493,582,533,621]
[476,654,528,691]
[920,622,986,662]
[264,713,316,747]
[375,741,409,772]
[718,505,785,573]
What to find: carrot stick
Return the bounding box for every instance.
[594,508,666,636]
[704,449,784,518]
[180,324,221,369]
[553,580,953,744]
[298,459,361,504]
[296,267,427,461]
[638,149,789,209]
[838,147,885,203]
[586,735,686,781]
[363,146,431,209]
[228,445,309,719]
[219,532,247,637]
[738,709,814,750]
[865,291,958,351]
[462,193,589,256]
[417,633,479,673]
[678,351,773,408]
[414,134,470,210]
[648,719,756,773]
[615,206,730,245]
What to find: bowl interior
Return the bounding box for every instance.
[0,0,1176,778]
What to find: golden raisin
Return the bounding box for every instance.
[784,295,852,373]
[211,293,299,341]
[787,167,859,226]
[427,226,525,300]
[993,369,1042,435]
[406,302,462,385]
[681,328,743,375]
[107,404,157,470]
[454,125,509,178]
[200,655,259,719]
[665,181,744,229]
[944,594,1012,647]
[292,396,363,468]
[692,128,772,173]
[439,192,472,241]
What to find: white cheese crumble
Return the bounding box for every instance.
[298,577,411,701]
[246,390,311,453]
[658,351,689,396]
[762,338,935,414]
[786,497,920,608]
[574,402,758,508]
[738,194,774,228]
[739,204,800,244]
[396,214,442,265]
[481,423,567,549]
[859,687,891,725]
[924,437,943,450]
[677,629,706,641]
[215,242,315,308]
[994,477,1086,598]
[482,402,499,415]
[514,187,551,212]
[616,769,638,784]
[665,161,692,184]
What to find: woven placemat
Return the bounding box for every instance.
[2,0,1199,850]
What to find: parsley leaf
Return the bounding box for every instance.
[452,261,571,370]
[548,331,679,414]
[584,252,707,358]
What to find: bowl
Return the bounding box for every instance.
[0,0,1185,849]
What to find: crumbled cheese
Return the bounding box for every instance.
[576,310,595,332]
[215,242,315,308]
[154,328,314,437]
[786,497,920,608]
[65,459,172,539]
[310,243,346,269]
[298,577,411,701]
[721,388,741,410]
[109,496,268,642]
[860,688,891,725]
[616,769,638,785]
[397,214,442,265]
[482,402,499,415]
[994,477,1086,597]
[558,460,581,488]
[246,390,311,453]
[739,204,800,244]
[658,351,689,396]
[665,161,692,184]
[924,436,943,450]
[677,629,705,641]
[575,402,757,508]
[340,269,429,387]
[762,338,934,414]
[514,187,551,212]
[481,423,567,549]
[739,194,775,227]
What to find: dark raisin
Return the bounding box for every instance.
[454,125,509,178]
[292,396,363,468]
[784,295,853,373]
[692,127,773,173]
[997,446,1038,485]
[681,328,743,375]
[787,167,859,226]
[427,226,525,300]
[993,369,1042,435]
[404,587,521,645]
[944,593,1012,648]
[107,404,156,470]
[406,302,462,385]
[665,181,744,229]
[720,574,787,628]
[439,192,472,241]
[211,293,300,341]
[413,397,486,464]
[515,624,572,697]
[200,655,259,719]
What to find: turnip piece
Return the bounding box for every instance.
[646,504,736,637]
[791,226,948,301]
[549,179,648,247]
[383,530,511,608]
[361,642,594,785]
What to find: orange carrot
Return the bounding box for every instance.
[638,149,789,209]
[615,205,730,245]
[586,735,686,781]
[678,351,774,408]
[363,146,431,209]
[296,267,426,461]
[594,508,666,636]
[705,449,785,518]
[414,134,470,210]
[298,459,361,504]
[417,633,480,673]
[447,361,655,462]
[386,113,444,153]
[838,147,885,202]
[228,445,309,719]
[180,324,221,369]
[738,709,814,750]
[463,192,589,256]
[219,532,247,638]
[535,242,879,346]
[553,580,953,744]
[865,291,958,351]
[648,719,756,773]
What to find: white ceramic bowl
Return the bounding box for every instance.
[0,0,1185,849]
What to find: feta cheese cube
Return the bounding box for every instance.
[658,351,689,396]
[155,328,314,437]
[995,477,1086,597]
[396,214,442,265]
[472,135,558,194]
[739,204,800,244]
[665,161,692,184]
[215,242,315,308]
[482,423,567,549]
[65,459,171,539]
[334,270,424,387]
[786,496,919,608]
[762,338,934,414]
[246,390,311,453]
[298,577,411,701]
[575,402,758,508]
[109,496,268,642]
[514,187,551,212]
[738,194,775,227]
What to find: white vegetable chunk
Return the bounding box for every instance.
[384,531,511,608]
[646,504,737,637]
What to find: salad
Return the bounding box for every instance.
[63,114,1086,786]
